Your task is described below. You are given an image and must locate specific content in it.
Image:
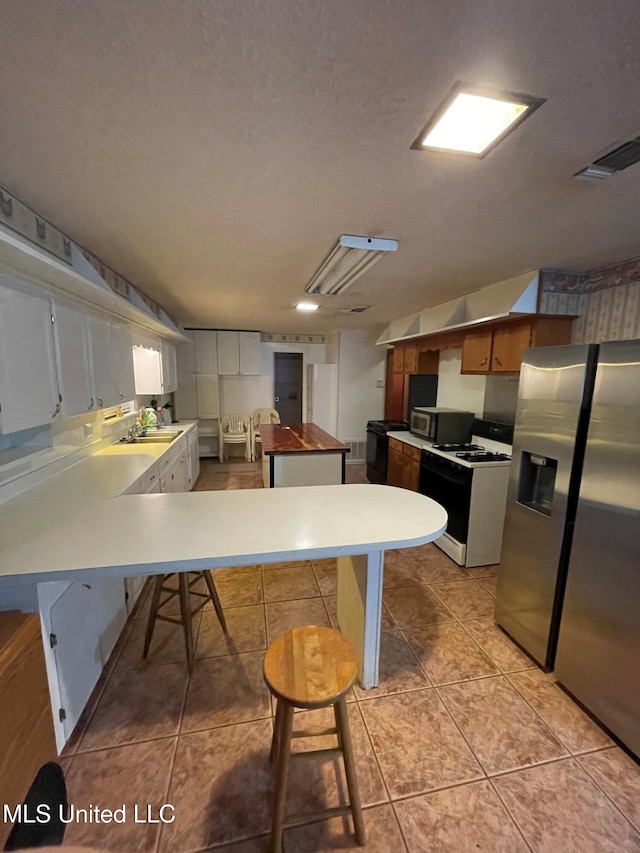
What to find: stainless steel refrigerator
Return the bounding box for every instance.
[554,339,640,757]
[496,339,640,755]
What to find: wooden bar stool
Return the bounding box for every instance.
[263,625,366,853]
[142,570,227,672]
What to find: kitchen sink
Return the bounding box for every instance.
[117,431,181,445]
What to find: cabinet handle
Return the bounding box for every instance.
[88,397,94,410]
[494,356,502,366]
[51,402,61,418]
[480,357,488,365]
[96,396,103,407]
[82,583,92,590]
[119,392,125,401]
[150,474,156,480]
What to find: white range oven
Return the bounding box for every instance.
[418,420,513,567]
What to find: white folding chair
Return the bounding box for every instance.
[219,414,252,462]
[251,408,280,460]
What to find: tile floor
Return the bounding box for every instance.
[59,461,640,852]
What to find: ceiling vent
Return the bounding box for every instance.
[345,305,371,314]
[575,136,640,181]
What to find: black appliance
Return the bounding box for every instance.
[366,419,409,484]
[407,374,438,415]
[410,407,475,444]
[419,449,472,544]
[456,451,511,462]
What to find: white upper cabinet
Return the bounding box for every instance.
[176,330,196,377]
[132,332,162,395]
[217,330,260,375]
[88,314,118,409]
[0,276,60,433]
[110,322,136,403]
[216,331,240,375]
[51,298,94,417]
[160,339,177,394]
[194,330,218,374]
[239,331,261,375]
[174,375,198,419]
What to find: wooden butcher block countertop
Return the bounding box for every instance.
[260,423,349,455]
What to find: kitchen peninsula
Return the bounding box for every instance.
[260,422,349,487]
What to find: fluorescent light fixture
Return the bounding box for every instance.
[412,83,545,158]
[305,234,398,296]
[296,301,319,312]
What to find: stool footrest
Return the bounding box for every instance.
[290,747,342,761]
[285,806,354,828]
[291,727,337,740]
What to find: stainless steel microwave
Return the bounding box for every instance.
[410,407,475,444]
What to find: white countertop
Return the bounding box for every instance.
[387,430,513,468]
[0,484,448,585]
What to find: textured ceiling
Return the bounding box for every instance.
[1,0,640,334]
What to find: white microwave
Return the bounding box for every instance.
[410,407,475,444]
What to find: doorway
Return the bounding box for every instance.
[273,353,303,423]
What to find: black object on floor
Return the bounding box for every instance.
[4,762,67,850]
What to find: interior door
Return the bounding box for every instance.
[273,353,302,423]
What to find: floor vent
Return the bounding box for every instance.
[345,438,366,462]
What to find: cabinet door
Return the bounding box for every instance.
[88,314,118,408]
[216,331,240,375]
[239,331,261,375]
[194,330,218,374]
[187,429,200,487]
[0,280,59,433]
[392,346,405,374]
[404,456,420,492]
[176,330,196,377]
[111,322,136,403]
[387,446,405,487]
[461,329,493,373]
[160,339,177,393]
[49,582,102,743]
[404,343,418,374]
[93,577,127,664]
[491,324,532,373]
[174,375,198,419]
[196,375,220,418]
[51,299,94,417]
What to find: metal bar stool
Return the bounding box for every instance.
[143,570,227,672]
[263,625,366,853]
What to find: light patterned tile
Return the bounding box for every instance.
[265,597,330,642]
[477,575,498,598]
[508,669,612,755]
[438,676,567,775]
[394,780,528,852]
[404,622,498,686]
[579,748,640,833]
[262,564,320,602]
[493,758,640,852]
[196,604,266,658]
[64,738,176,852]
[159,720,274,851]
[359,689,483,798]
[116,613,201,671]
[284,804,406,852]
[430,580,495,620]
[312,560,337,596]
[182,652,271,732]
[404,548,471,584]
[354,631,431,700]
[461,618,535,674]
[384,584,455,629]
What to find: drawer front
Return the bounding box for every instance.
[404,444,421,462]
[388,437,405,454]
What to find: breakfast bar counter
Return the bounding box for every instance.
[260,422,349,487]
[0,484,447,688]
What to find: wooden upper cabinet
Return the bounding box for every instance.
[461,329,493,373]
[392,343,418,374]
[491,323,532,373]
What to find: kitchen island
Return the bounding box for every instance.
[260,422,349,487]
[0,484,446,693]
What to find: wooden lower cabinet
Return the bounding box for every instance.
[0,612,57,848]
[387,438,420,491]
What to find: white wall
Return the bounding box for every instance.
[436,347,486,417]
[335,329,385,441]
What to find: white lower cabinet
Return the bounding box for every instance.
[188,427,200,486]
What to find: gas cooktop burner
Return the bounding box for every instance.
[433,443,484,451]
[456,451,512,462]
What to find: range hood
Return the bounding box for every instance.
[376,271,540,345]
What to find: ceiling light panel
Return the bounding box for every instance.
[412,83,545,158]
[305,234,398,297]
[296,301,319,312]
